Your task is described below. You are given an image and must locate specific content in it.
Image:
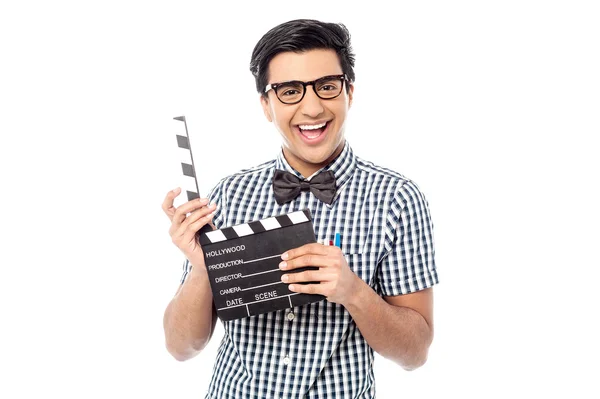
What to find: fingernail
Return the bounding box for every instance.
[281,274,288,282]
[281,252,289,260]
[279,261,287,269]
[172,187,180,193]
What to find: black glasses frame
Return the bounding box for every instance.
[264,74,348,104]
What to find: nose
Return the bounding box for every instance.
[299,85,324,118]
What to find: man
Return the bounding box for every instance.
[162,19,438,399]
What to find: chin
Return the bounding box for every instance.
[284,131,343,165]
[302,147,337,165]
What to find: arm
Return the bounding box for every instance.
[349,180,437,369]
[163,260,219,361]
[161,185,224,362]
[345,280,433,370]
[281,247,434,370]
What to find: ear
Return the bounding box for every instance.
[347,83,354,109]
[260,94,273,122]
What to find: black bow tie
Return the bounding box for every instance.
[272,169,336,205]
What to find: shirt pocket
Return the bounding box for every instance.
[343,252,379,287]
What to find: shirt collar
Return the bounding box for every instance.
[274,140,357,207]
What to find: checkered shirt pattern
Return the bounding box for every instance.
[179,140,439,399]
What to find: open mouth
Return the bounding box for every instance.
[297,121,330,141]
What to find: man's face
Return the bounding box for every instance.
[261,49,354,177]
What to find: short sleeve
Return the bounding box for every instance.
[376,180,439,296]
[179,179,227,284]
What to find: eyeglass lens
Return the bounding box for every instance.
[276,77,343,103]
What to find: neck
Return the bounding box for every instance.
[284,141,345,178]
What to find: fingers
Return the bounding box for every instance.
[281,243,333,261]
[287,280,325,295]
[162,187,214,226]
[162,187,182,220]
[185,211,216,238]
[281,269,333,284]
[279,255,337,272]
[175,211,216,247]
[172,197,210,226]
[172,202,217,239]
[280,246,341,271]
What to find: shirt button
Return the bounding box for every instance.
[283,355,291,365]
[287,312,295,321]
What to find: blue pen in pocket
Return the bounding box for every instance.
[334,232,341,248]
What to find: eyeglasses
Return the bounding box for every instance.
[264,74,348,105]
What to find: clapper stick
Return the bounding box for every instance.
[174,115,213,236]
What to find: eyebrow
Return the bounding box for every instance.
[270,74,344,85]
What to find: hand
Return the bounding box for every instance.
[161,187,216,267]
[279,243,360,306]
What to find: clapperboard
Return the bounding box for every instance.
[174,115,324,321]
[198,210,325,321]
[174,115,212,236]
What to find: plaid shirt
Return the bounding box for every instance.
[180,140,439,398]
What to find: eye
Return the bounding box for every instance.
[281,89,300,97]
[276,82,303,99]
[316,79,341,93]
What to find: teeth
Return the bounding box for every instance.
[299,122,326,130]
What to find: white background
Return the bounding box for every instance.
[1,1,599,398]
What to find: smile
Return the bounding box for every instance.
[299,122,326,130]
[295,121,330,143]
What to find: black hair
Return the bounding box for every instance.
[249,19,356,96]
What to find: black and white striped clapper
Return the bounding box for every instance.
[174,116,200,202]
[199,209,324,321]
[174,115,212,236]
